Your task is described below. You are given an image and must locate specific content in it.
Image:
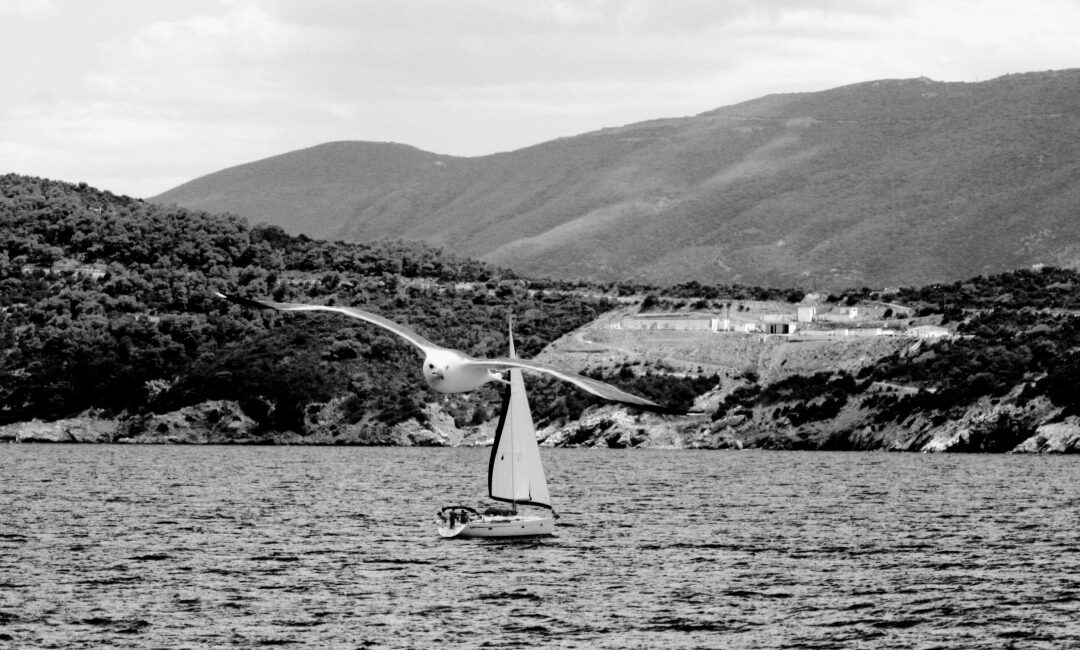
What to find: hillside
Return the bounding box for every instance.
[0,174,707,438]
[153,69,1080,290]
[525,272,1080,453]
[5,174,1080,452]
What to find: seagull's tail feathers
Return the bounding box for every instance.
[476,358,687,416]
[612,398,687,416]
[636,402,689,416]
[584,391,686,416]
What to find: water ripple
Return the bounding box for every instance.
[1,446,1078,648]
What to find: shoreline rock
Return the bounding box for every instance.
[0,417,119,443]
[3,395,1077,454]
[117,400,259,444]
[1011,417,1080,453]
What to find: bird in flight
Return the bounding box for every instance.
[216,292,680,414]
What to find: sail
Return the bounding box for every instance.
[487,323,552,509]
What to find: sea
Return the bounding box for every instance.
[1,445,1078,649]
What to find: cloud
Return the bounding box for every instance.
[88,4,292,102]
[3,0,1080,197]
[0,0,55,18]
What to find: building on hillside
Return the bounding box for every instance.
[797,328,886,338]
[816,306,859,322]
[764,322,798,335]
[619,314,722,331]
[796,306,816,323]
[74,265,107,280]
[904,325,951,339]
[869,381,920,396]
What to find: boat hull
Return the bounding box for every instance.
[438,514,554,539]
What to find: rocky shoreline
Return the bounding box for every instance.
[3,394,1078,453]
[692,390,1080,454]
[0,401,484,447]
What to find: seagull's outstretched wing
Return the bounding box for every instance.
[469,357,685,415]
[216,292,439,354]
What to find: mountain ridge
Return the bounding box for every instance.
[152,69,1080,290]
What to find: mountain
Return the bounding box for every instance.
[152,69,1080,290]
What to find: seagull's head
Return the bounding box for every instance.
[422,350,454,389]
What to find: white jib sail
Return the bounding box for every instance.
[488,327,551,508]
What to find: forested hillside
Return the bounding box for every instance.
[0,174,707,433]
[5,174,1080,450]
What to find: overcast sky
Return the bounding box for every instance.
[2,0,1078,198]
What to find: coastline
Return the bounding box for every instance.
[3,398,1078,453]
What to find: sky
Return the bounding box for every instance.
[2,0,1078,198]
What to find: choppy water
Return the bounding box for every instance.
[1,445,1078,649]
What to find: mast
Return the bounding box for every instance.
[508,316,517,510]
[487,315,552,510]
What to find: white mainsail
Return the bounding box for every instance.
[487,325,551,509]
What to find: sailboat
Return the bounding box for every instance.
[437,319,555,538]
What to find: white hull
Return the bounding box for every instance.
[438,514,554,539]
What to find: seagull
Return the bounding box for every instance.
[215,292,681,414]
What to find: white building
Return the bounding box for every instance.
[620,314,720,331]
[904,325,950,339]
[764,322,798,335]
[817,306,859,322]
